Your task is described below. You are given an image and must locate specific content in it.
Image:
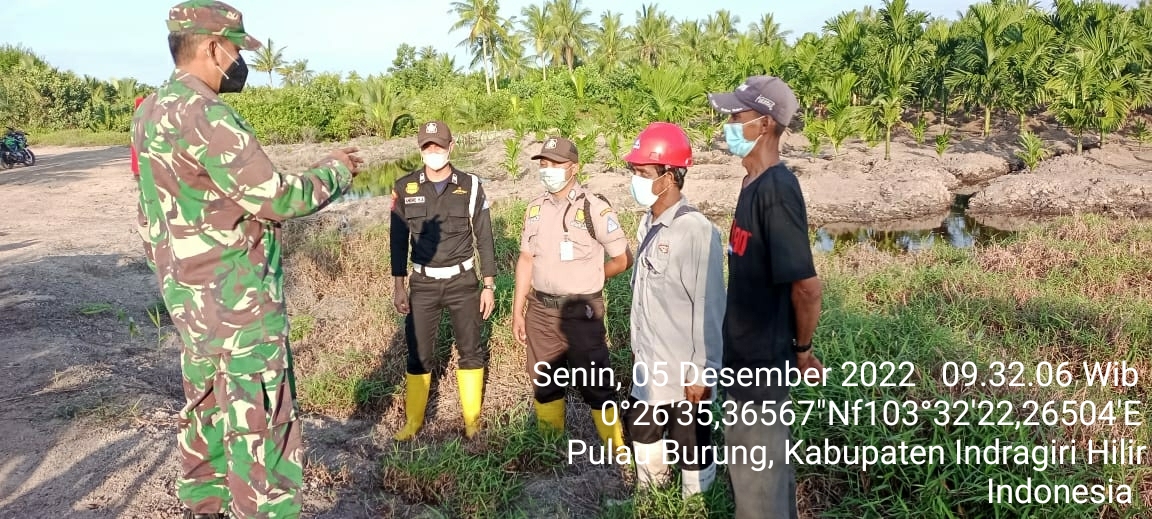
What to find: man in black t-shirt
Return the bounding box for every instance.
[707,76,824,519]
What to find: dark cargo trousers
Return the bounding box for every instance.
[724,385,798,519]
[525,291,615,410]
[405,269,486,375]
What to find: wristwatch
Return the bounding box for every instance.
[793,341,813,353]
[482,284,496,291]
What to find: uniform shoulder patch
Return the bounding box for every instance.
[405,182,419,194]
[600,207,612,217]
[527,205,541,221]
[606,216,620,234]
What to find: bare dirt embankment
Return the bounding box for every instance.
[967,144,1152,218]
[263,121,1152,226]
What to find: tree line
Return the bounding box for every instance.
[2,0,1151,157]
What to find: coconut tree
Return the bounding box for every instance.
[630,4,676,67]
[519,3,552,80]
[450,0,504,94]
[547,0,594,72]
[676,21,707,64]
[251,38,286,87]
[748,13,791,46]
[495,31,533,82]
[588,11,628,73]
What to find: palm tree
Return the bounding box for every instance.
[748,13,791,45]
[630,4,676,67]
[276,59,313,87]
[591,11,628,72]
[343,76,413,138]
[251,38,286,87]
[519,3,552,80]
[547,0,594,72]
[946,2,1027,137]
[449,0,504,94]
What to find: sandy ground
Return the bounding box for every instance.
[1,128,1148,517]
[0,147,379,518]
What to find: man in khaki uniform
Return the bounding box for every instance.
[511,137,633,456]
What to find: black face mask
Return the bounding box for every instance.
[215,49,249,94]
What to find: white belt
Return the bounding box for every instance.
[414,258,474,279]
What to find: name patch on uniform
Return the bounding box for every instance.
[405,182,419,194]
[405,196,426,204]
[606,216,620,234]
[527,205,541,222]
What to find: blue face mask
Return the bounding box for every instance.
[723,116,765,157]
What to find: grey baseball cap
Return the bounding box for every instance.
[708,75,799,128]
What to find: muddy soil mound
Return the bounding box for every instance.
[937,152,1013,183]
[790,158,959,225]
[968,153,1152,217]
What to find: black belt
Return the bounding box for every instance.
[532,289,603,309]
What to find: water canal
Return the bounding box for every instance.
[343,161,1020,253]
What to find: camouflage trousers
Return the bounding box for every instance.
[177,346,303,518]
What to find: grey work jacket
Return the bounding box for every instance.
[629,196,726,405]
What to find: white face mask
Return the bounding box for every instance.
[422,151,449,171]
[630,173,667,208]
[540,166,570,193]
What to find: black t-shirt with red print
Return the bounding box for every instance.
[723,162,817,402]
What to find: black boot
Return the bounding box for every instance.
[182,510,227,519]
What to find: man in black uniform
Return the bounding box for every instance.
[706,77,825,519]
[390,120,497,441]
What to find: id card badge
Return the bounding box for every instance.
[560,240,574,261]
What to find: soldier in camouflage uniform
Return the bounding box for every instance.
[132,2,363,518]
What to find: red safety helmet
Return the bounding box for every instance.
[624,122,693,168]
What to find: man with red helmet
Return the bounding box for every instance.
[623,122,726,499]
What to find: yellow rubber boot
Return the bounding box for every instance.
[592,406,627,458]
[394,373,431,441]
[534,398,566,432]
[457,368,485,438]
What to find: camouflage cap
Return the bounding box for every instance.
[531,136,579,163]
[167,0,262,52]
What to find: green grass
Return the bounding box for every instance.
[284,201,1152,518]
[26,129,129,147]
[380,405,568,518]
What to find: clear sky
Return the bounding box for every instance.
[0,0,1036,86]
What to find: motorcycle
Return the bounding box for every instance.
[1,127,36,169]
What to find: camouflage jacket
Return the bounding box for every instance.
[132,69,351,368]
